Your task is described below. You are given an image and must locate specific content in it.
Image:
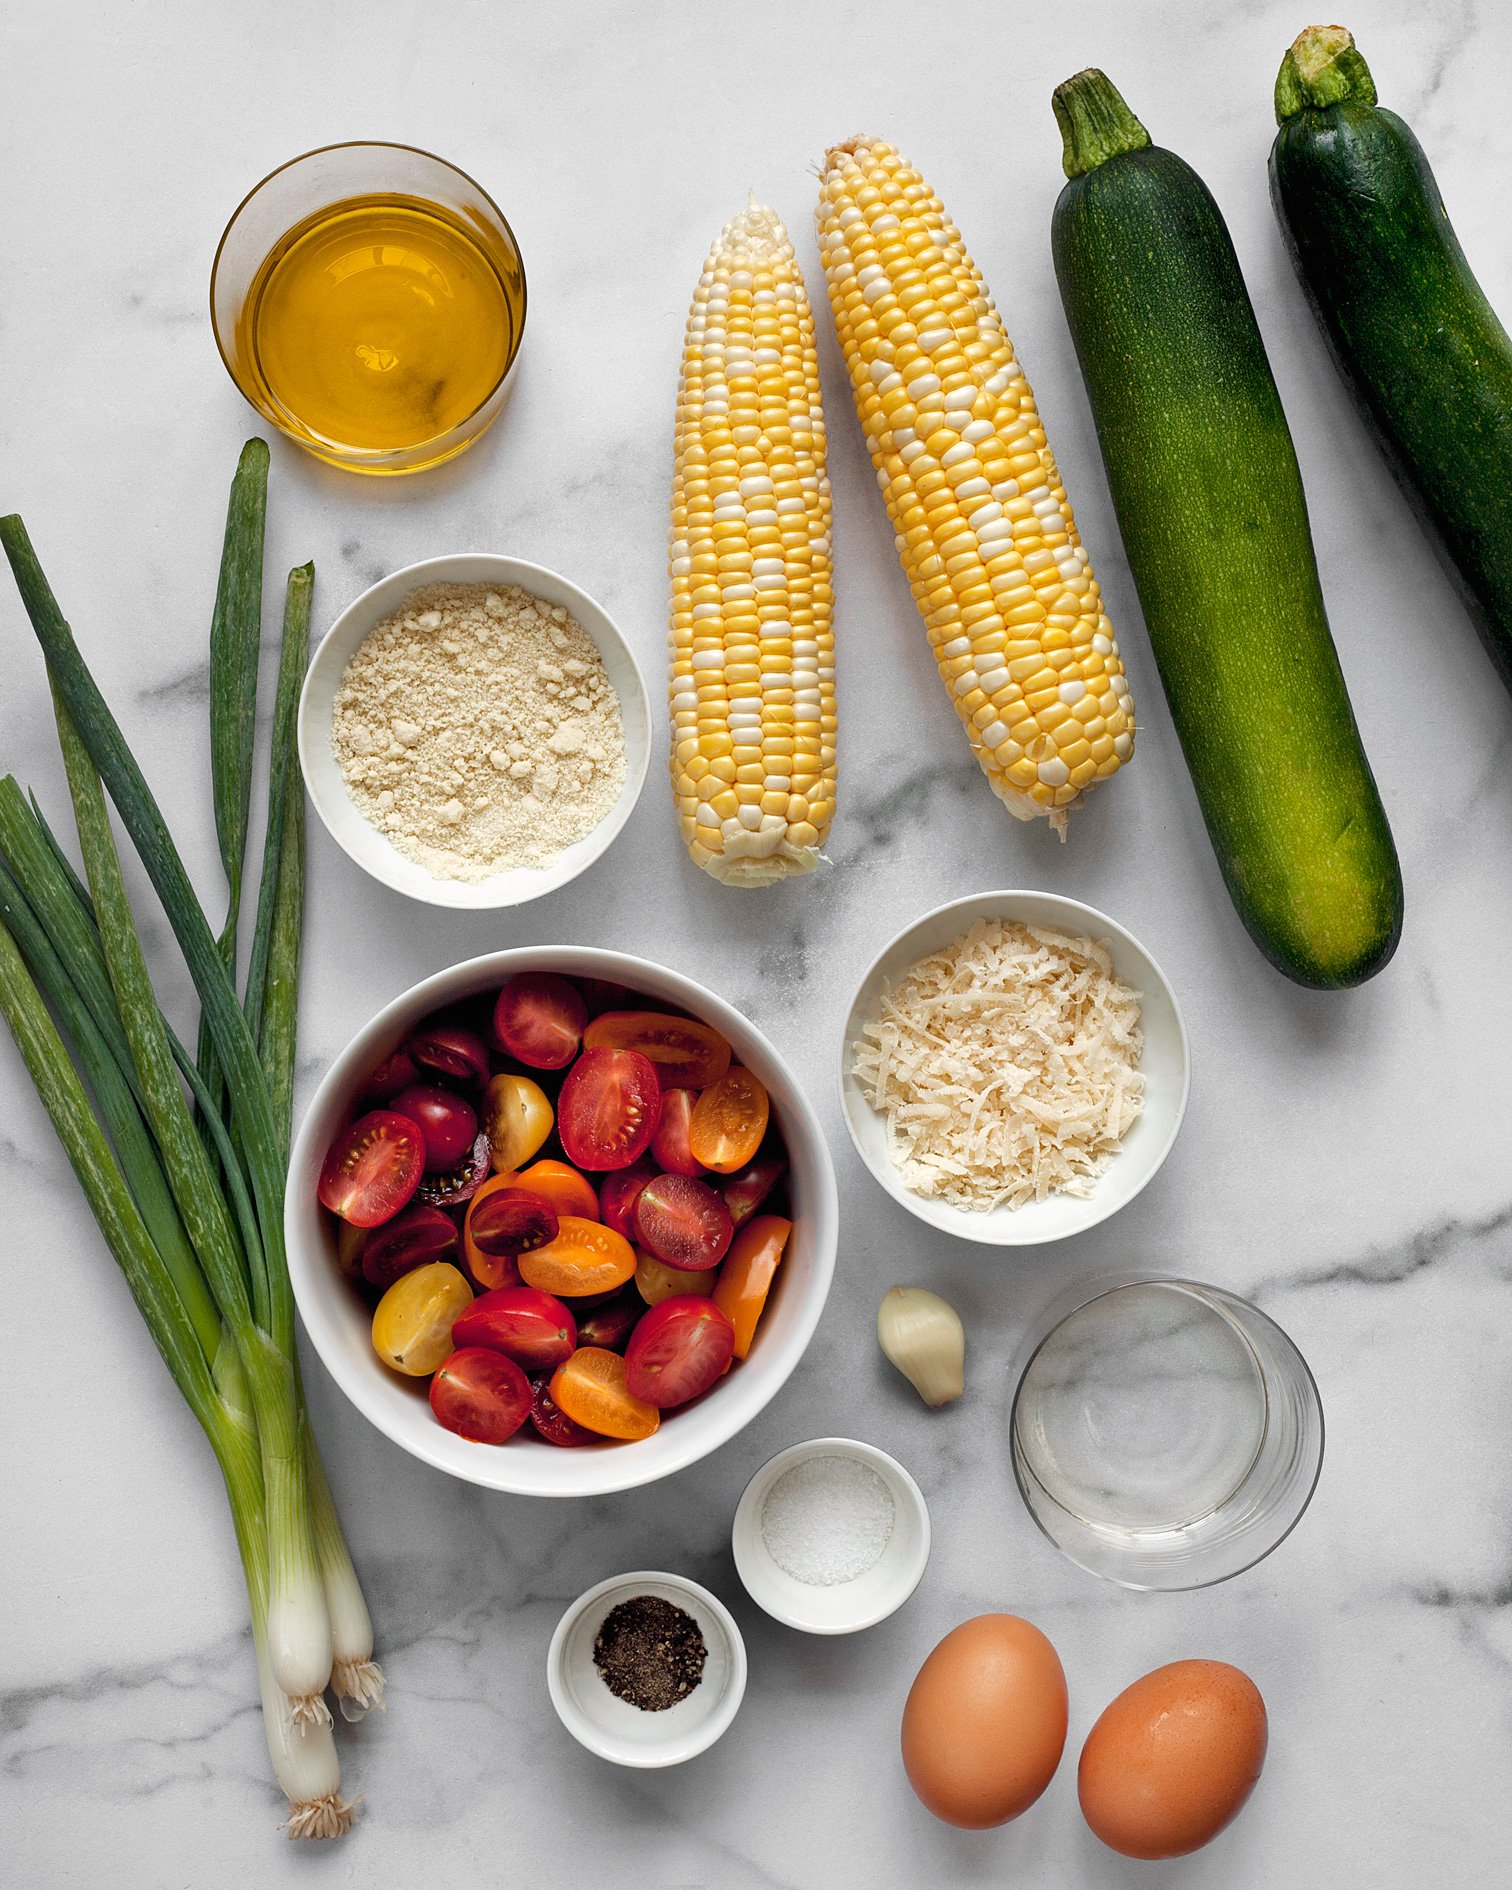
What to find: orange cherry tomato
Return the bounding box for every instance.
[549,1345,660,1441]
[463,1172,524,1290]
[518,1159,600,1222]
[518,1215,637,1297]
[711,1214,791,1358]
[583,1011,732,1089]
[689,1069,770,1174]
[635,1250,716,1306]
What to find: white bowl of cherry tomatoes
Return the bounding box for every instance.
[285,949,838,1495]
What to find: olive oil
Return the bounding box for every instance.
[234,193,522,468]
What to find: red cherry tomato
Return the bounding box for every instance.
[391,1084,480,1170]
[558,1047,662,1171]
[364,1047,418,1101]
[361,1203,459,1289]
[633,1172,733,1271]
[429,1347,532,1443]
[408,1021,492,1086]
[414,1131,491,1207]
[600,1162,656,1240]
[318,1110,425,1227]
[624,1297,736,1409]
[493,973,588,1070]
[651,1089,703,1177]
[580,978,641,1018]
[466,1187,559,1256]
[582,1011,732,1088]
[574,1291,643,1353]
[452,1286,577,1371]
[530,1374,599,1446]
[721,1153,787,1228]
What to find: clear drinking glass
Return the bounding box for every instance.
[1010,1276,1323,1590]
[211,143,526,475]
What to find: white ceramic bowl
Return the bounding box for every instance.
[286,947,838,1496]
[839,891,1190,1247]
[297,553,652,909]
[547,1570,746,1767]
[731,1437,930,1634]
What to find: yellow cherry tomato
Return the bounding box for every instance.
[484,1073,553,1173]
[371,1261,473,1376]
[689,1068,770,1174]
[635,1250,716,1307]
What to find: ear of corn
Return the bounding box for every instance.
[669,203,836,886]
[816,137,1133,832]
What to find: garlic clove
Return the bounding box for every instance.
[877,1285,965,1408]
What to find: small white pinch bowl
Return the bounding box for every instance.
[839,890,1190,1247]
[548,1570,747,1767]
[732,1437,930,1634]
[297,553,651,909]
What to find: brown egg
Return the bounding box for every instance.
[901,1614,1068,1828]
[1078,1660,1267,1859]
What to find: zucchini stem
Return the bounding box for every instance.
[1053,68,1151,180]
[1275,25,1378,122]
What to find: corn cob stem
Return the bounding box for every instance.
[816,138,1134,831]
[669,201,837,884]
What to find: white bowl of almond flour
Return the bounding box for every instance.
[298,555,651,907]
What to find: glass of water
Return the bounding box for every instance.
[1010,1277,1323,1590]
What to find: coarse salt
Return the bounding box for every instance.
[760,1455,896,1586]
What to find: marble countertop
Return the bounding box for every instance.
[5,1,1511,1882]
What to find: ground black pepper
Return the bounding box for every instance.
[592,1594,707,1712]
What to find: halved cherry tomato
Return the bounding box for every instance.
[711,1214,791,1359]
[721,1153,787,1228]
[362,1202,459,1289]
[319,1110,425,1227]
[600,1161,656,1240]
[689,1068,769,1174]
[517,1159,599,1222]
[429,1347,531,1443]
[391,1084,480,1170]
[518,1215,638,1297]
[625,1297,736,1408]
[463,1172,523,1288]
[364,1046,418,1101]
[575,1290,644,1352]
[651,1089,703,1177]
[334,1217,368,1283]
[633,1172,733,1271]
[452,1286,577,1371]
[483,1073,554,1173]
[635,1250,716,1307]
[530,1374,599,1446]
[493,973,587,1070]
[558,1048,661,1172]
[408,1021,491,1086]
[467,1187,558,1257]
[371,1262,473,1375]
[582,1012,732,1089]
[549,1346,660,1440]
[415,1131,491,1207]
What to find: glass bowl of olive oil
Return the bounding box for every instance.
[212,143,526,474]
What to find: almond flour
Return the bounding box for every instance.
[332,582,627,881]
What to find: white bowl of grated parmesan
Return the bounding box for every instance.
[840,891,1190,1246]
[299,554,651,907]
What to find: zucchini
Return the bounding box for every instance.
[1050,69,1402,990]
[1271,25,1512,694]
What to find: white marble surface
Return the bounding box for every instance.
[4,0,1511,1881]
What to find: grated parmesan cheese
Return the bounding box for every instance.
[852,919,1144,1212]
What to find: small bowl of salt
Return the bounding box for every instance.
[732,1437,930,1635]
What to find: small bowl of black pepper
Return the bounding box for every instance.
[547,1570,747,1767]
